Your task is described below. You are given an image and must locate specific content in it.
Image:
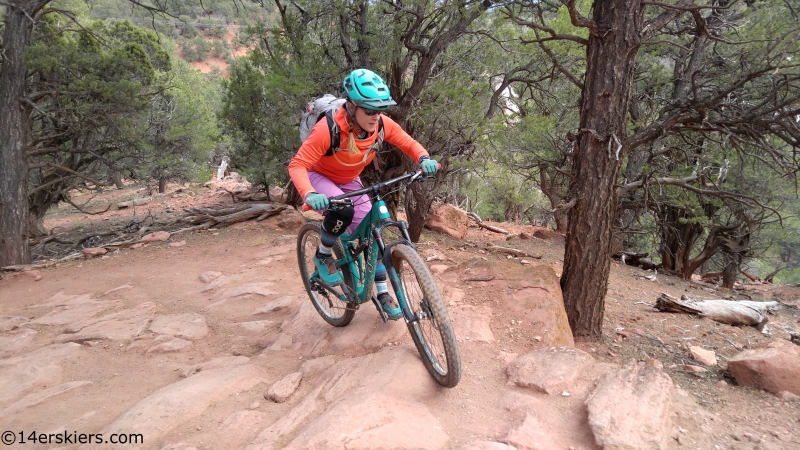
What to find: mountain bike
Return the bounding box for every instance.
[296,170,461,388]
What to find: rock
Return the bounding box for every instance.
[218,410,269,444]
[215,282,278,300]
[299,355,336,375]
[32,301,119,326]
[505,413,564,450]
[147,336,193,353]
[0,381,92,416]
[81,247,107,258]
[63,302,157,334]
[424,203,469,239]
[689,346,717,366]
[140,231,171,243]
[236,320,275,332]
[429,264,449,274]
[54,317,151,343]
[0,328,38,358]
[80,365,268,450]
[269,186,285,201]
[276,208,306,231]
[279,392,449,450]
[36,291,95,308]
[21,269,42,280]
[130,243,146,249]
[585,360,674,450]
[507,347,594,394]
[450,305,494,342]
[199,271,223,283]
[0,316,29,332]
[497,351,518,367]
[778,390,799,401]
[679,364,707,373]
[178,356,250,378]
[532,228,565,243]
[0,343,81,404]
[252,296,294,315]
[727,339,800,395]
[149,313,208,340]
[169,240,187,247]
[265,372,303,403]
[248,401,261,410]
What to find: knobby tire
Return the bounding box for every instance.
[297,222,355,327]
[391,244,461,387]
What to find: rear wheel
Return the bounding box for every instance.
[391,244,461,387]
[297,222,355,327]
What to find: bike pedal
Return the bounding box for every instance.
[371,295,388,323]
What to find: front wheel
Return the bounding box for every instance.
[391,244,461,387]
[297,222,355,327]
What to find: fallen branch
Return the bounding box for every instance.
[485,244,542,259]
[182,203,287,226]
[118,197,152,208]
[655,292,782,330]
[467,212,511,235]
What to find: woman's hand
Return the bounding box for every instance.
[420,159,438,176]
[304,192,329,211]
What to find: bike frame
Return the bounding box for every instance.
[323,171,423,322]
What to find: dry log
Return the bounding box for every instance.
[182,203,287,226]
[655,292,782,330]
[485,244,542,259]
[1,253,82,272]
[118,197,152,208]
[615,252,659,270]
[467,212,511,235]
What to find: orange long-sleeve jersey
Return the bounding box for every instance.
[288,107,428,199]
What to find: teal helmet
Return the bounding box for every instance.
[342,69,397,110]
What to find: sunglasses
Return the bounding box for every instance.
[360,107,382,116]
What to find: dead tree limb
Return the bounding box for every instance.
[485,244,542,259]
[182,203,287,226]
[655,292,782,330]
[467,212,511,235]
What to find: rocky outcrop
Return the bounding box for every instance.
[727,339,800,395]
[507,347,594,394]
[425,203,469,239]
[585,360,674,450]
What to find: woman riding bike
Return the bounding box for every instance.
[288,68,438,320]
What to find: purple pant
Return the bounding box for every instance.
[308,172,372,234]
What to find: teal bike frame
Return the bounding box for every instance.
[324,170,423,322]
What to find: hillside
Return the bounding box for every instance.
[0,179,799,449]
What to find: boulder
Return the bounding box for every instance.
[425,203,468,239]
[727,339,800,395]
[276,208,306,231]
[147,336,193,353]
[507,347,594,394]
[199,271,223,283]
[585,360,674,450]
[265,372,303,403]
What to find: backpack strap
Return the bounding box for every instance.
[322,114,384,158]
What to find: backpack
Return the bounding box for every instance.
[299,94,384,157]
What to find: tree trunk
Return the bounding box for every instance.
[561,0,644,340]
[108,168,125,189]
[0,0,49,265]
[158,177,167,194]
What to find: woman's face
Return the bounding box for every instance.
[354,106,381,133]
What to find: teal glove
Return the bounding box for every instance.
[420,159,438,176]
[304,193,329,211]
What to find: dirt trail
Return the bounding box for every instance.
[1,183,799,450]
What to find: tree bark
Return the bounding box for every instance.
[561,0,644,340]
[0,0,50,265]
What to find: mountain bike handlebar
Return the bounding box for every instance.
[301,164,440,211]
